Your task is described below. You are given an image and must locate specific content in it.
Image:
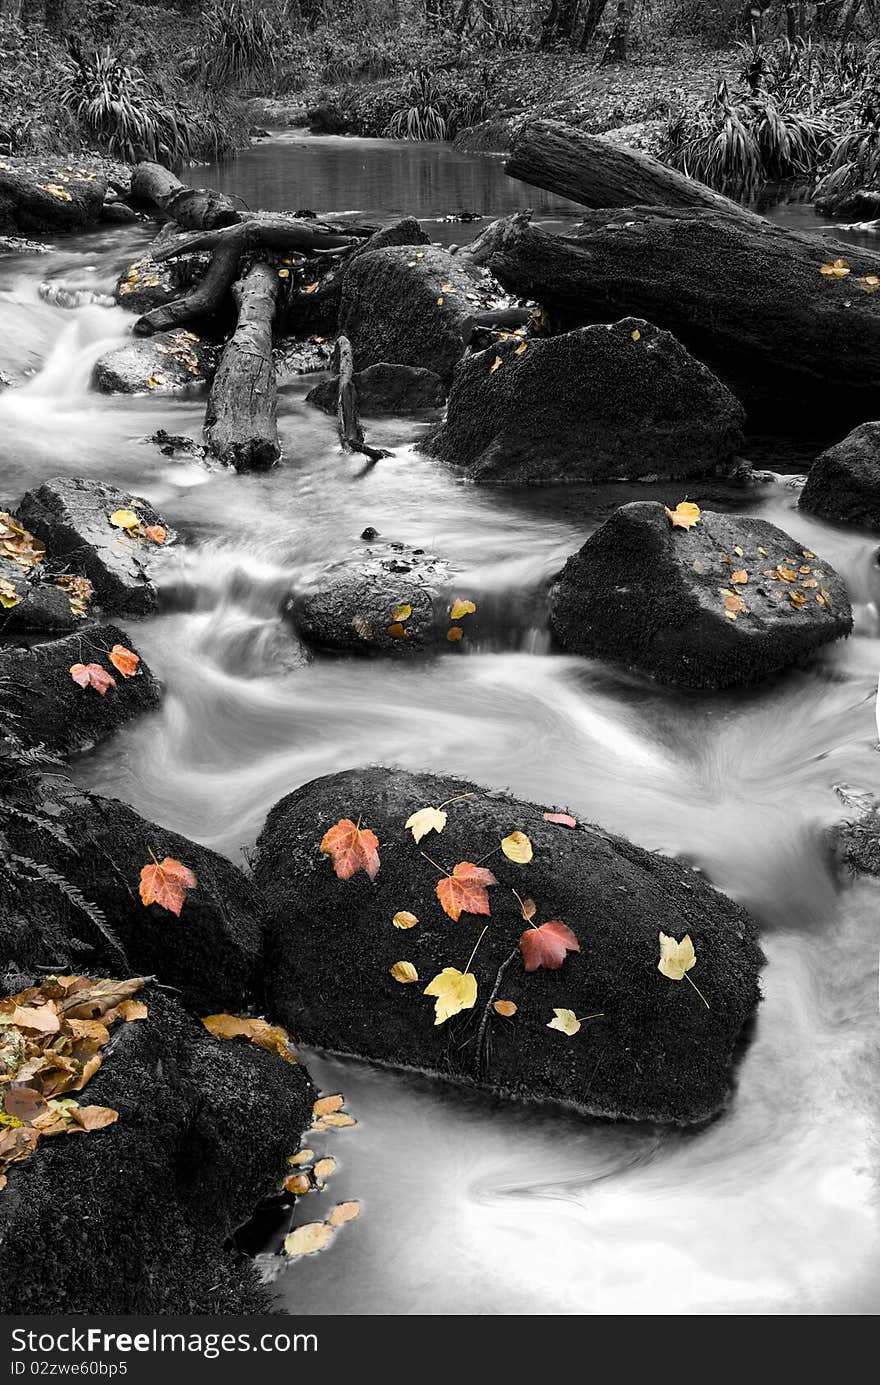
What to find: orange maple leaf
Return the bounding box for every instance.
[320,819,380,880]
[69,663,116,696]
[436,862,497,921]
[144,525,166,545]
[108,644,140,678]
[139,856,198,916]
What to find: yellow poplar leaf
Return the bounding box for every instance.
[287,1148,314,1166]
[284,1222,334,1256]
[423,967,477,1026]
[390,960,419,984]
[329,1201,360,1226]
[109,508,140,532]
[392,603,412,621]
[313,1094,344,1116]
[547,1007,580,1036]
[501,831,533,863]
[314,1156,337,1180]
[393,910,419,929]
[490,355,503,374]
[321,1112,356,1128]
[404,805,447,843]
[657,931,697,981]
[494,1000,517,1017]
[665,501,701,530]
[450,598,476,620]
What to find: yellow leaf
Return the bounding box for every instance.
[490,356,503,374]
[0,578,20,608]
[802,549,815,559]
[631,328,641,341]
[515,341,528,355]
[393,910,419,930]
[820,258,850,278]
[657,931,696,981]
[283,1222,334,1257]
[423,967,477,1026]
[757,545,768,557]
[303,282,318,293]
[314,1156,337,1180]
[404,805,447,843]
[547,1007,580,1036]
[329,1201,360,1226]
[664,501,701,530]
[321,1112,356,1128]
[390,960,419,984]
[287,1148,314,1166]
[283,1172,311,1194]
[436,296,445,306]
[494,1000,517,1017]
[387,622,409,639]
[313,1094,344,1116]
[278,268,290,278]
[734,546,744,557]
[501,830,533,864]
[108,508,141,533]
[201,1014,297,1065]
[450,597,476,620]
[392,603,412,622]
[730,569,748,585]
[860,274,880,293]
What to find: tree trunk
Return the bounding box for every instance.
[483,207,880,423]
[579,0,610,48]
[203,262,280,472]
[505,118,760,219]
[599,0,630,64]
[129,162,242,231]
[133,216,357,336]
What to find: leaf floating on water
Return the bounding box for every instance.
[390,960,419,984]
[329,1201,360,1226]
[664,501,701,530]
[313,1094,344,1117]
[404,806,447,844]
[139,856,197,916]
[321,1112,356,1128]
[287,1148,314,1166]
[320,819,380,880]
[284,1222,334,1257]
[547,1008,580,1036]
[423,967,477,1026]
[283,1172,311,1195]
[657,931,696,980]
[520,920,580,972]
[449,598,476,620]
[501,831,533,864]
[446,627,463,642]
[314,1156,337,1180]
[493,1000,517,1018]
[393,910,419,930]
[436,862,497,922]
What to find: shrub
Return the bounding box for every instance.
[59,45,199,163]
[199,0,280,91]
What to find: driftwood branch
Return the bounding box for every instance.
[333,336,388,464]
[203,261,280,471]
[129,160,243,230]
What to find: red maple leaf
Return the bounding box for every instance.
[139,857,198,916]
[436,862,497,922]
[320,818,380,880]
[520,920,580,972]
[69,662,116,696]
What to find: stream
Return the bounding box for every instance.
[1,134,879,1315]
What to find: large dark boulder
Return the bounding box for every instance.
[0,578,80,637]
[0,624,160,754]
[290,542,456,657]
[550,501,852,688]
[307,361,446,416]
[254,767,764,1126]
[16,477,173,615]
[799,422,880,530]
[1,773,264,1014]
[93,329,216,395]
[0,987,315,1314]
[423,319,745,483]
[0,157,106,236]
[338,243,503,385]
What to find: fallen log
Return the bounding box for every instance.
[332,336,388,463]
[203,262,280,471]
[484,207,880,422]
[129,160,243,231]
[505,118,759,220]
[133,217,357,336]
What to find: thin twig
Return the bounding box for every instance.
[475,947,518,1075]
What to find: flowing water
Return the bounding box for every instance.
[1,135,879,1315]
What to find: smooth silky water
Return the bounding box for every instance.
[1,136,878,1314]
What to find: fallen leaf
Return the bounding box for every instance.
[547,1007,580,1036]
[3,1003,60,1034]
[665,501,701,530]
[723,593,747,616]
[321,1112,356,1128]
[730,570,748,585]
[424,967,478,1025]
[393,910,418,929]
[392,603,412,621]
[287,1148,314,1166]
[139,856,197,916]
[520,920,580,972]
[144,525,166,545]
[757,545,768,557]
[201,1014,297,1065]
[278,268,290,278]
[657,931,696,980]
[404,806,447,843]
[329,1201,360,1225]
[320,819,380,880]
[0,577,20,608]
[313,1094,344,1116]
[4,1086,48,1124]
[820,257,850,278]
[436,862,497,921]
[387,622,409,639]
[803,549,815,559]
[450,598,476,620]
[446,627,463,642]
[493,1000,517,1017]
[436,296,444,306]
[108,644,139,678]
[108,508,141,534]
[515,341,528,355]
[283,1172,311,1194]
[116,999,147,1022]
[543,811,577,828]
[519,896,537,921]
[490,355,503,374]
[631,328,641,341]
[284,1222,334,1256]
[501,831,533,863]
[314,1156,337,1180]
[70,663,116,696]
[390,960,419,984]
[69,1104,118,1131]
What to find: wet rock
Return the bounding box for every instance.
[0,577,80,637]
[0,623,160,754]
[0,156,106,236]
[799,422,880,530]
[0,987,315,1314]
[38,280,115,310]
[114,242,208,316]
[339,243,504,385]
[15,477,174,614]
[307,362,446,416]
[550,501,852,688]
[254,767,763,1126]
[100,200,139,224]
[833,798,880,877]
[0,236,50,256]
[289,542,454,656]
[92,328,216,395]
[424,319,745,483]
[1,774,263,1014]
[274,336,334,378]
